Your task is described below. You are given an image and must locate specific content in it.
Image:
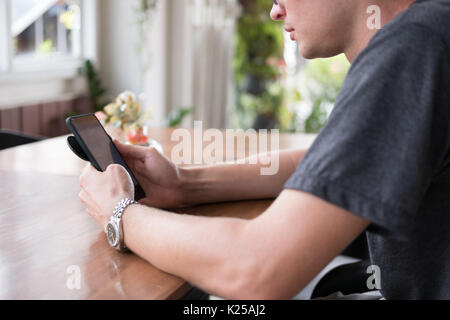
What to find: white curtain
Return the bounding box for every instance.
[187,0,241,129]
[143,0,241,129]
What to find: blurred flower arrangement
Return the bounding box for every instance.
[95,91,152,145]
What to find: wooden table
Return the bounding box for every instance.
[0,128,316,299]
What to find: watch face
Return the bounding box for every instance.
[106,222,119,247]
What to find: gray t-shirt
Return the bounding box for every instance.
[284,0,450,299]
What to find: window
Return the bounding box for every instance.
[12,0,81,61]
[0,0,98,108]
[1,0,97,76]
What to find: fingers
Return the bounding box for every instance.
[79,163,101,188]
[79,188,94,205]
[134,160,146,173]
[106,163,128,176]
[114,139,148,161]
[78,190,92,217]
[79,189,86,204]
[106,164,135,195]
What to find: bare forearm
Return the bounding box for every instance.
[179,149,307,205]
[123,204,251,298]
[122,188,369,300]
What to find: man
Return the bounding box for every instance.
[79,0,450,299]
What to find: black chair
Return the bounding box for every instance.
[310,259,374,299]
[0,129,44,150]
[310,233,375,299]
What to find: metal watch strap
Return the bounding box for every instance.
[112,198,138,252]
[114,198,138,219]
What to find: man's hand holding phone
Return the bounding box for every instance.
[78,140,188,232]
[114,140,187,209]
[79,163,135,231]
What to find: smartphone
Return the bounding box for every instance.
[66,113,146,200]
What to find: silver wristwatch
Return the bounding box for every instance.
[106,198,138,252]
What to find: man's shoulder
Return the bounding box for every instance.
[385,0,450,44]
[352,0,450,70]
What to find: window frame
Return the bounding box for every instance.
[0,0,98,108]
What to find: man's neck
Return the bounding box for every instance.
[345,0,417,63]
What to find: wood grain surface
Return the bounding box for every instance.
[0,129,316,299]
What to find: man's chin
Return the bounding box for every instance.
[299,44,340,60]
[298,44,318,60]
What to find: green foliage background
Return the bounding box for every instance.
[233,0,290,131]
[301,55,350,133]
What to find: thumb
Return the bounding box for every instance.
[114,139,147,161]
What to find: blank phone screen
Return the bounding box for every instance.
[68,114,145,200]
[71,115,131,172]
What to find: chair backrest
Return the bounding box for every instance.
[311,259,374,299]
[0,130,44,151]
